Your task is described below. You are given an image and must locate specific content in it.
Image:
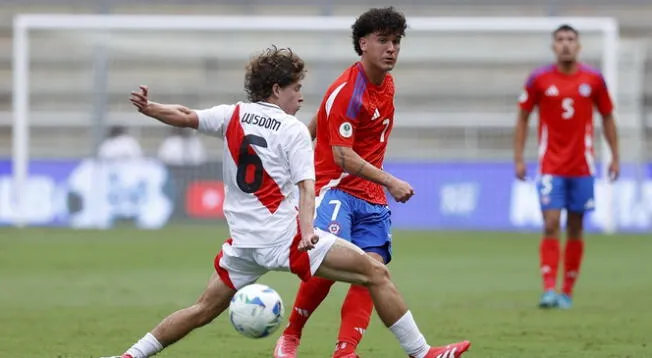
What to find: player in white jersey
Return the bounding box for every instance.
[101,46,470,358]
[198,102,312,250]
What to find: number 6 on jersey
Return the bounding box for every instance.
[237,134,267,193]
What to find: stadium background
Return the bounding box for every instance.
[0,0,651,232]
[1,1,651,357]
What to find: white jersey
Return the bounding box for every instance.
[195,102,315,248]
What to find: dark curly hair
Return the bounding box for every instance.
[352,7,407,56]
[244,46,306,102]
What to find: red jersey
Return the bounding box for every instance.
[519,63,614,177]
[314,62,395,205]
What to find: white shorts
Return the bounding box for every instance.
[214,228,337,290]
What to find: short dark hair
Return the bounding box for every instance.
[553,24,579,38]
[352,7,407,56]
[244,46,306,102]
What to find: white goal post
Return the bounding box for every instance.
[12,14,620,230]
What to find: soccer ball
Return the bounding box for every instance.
[228,283,285,339]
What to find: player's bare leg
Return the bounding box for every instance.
[149,273,235,345]
[315,239,470,358]
[559,212,585,309]
[539,209,562,308]
[103,273,236,358]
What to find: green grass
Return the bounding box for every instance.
[1,226,651,357]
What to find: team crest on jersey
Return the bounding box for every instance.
[339,122,353,138]
[579,83,592,97]
[328,222,341,234]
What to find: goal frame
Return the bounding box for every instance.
[12,14,620,229]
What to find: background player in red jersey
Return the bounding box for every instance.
[274,7,416,358]
[514,24,620,309]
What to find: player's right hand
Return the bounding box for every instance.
[515,160,527,181]
[298,232,319,252]
[387,177,414,203]
[129,85,150,113]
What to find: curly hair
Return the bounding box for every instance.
[244,46,306,102]
[352,7,407,56]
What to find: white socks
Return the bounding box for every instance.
[121,314,427,358]
[125,332,163,358]
[389,311,430,358]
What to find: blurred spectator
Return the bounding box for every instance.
[157,127,207,165]
[97,126,144,160]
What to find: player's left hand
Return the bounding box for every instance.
[298,232,319,252]
[387,177,415,203]
[515,160,527,181]
[608,161,620,181]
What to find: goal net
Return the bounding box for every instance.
[10,14,639,232]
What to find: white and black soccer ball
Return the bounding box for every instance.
[228,284,285,339]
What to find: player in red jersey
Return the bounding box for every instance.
[100,46,470,358]
[514,24,620,309]
[274,7,423,358]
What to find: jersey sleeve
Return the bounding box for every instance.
[326,84,361,147]
[518,73,539,112]
[593,75,614,116]
[286,122,315,184]
[194,104,235,137]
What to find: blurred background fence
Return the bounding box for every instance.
[0,0,651,232]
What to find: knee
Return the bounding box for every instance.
[544,217,561,237]
[363,259,391,287]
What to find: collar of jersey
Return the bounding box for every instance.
[257,101,281,110]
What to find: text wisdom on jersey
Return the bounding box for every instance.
[241,112,281,132]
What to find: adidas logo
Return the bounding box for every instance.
[410,346,459,358]
[372,108,380,120]
[585,199,595,209]
[436,347,458,358]
[294,308,310,317]
[545,85,559,97]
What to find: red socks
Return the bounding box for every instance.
[539,237,560,291]
[283,278,374,357]
[333,285,374,357]
[283,276,335,338]
[562,239,584,296]
[539,237,584,296]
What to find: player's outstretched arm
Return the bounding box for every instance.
[129,85,199,129]
[332,145,414,203]
[601,113,620,180]
[514,109,531,180]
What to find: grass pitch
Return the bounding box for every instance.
[1,226,650,357]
